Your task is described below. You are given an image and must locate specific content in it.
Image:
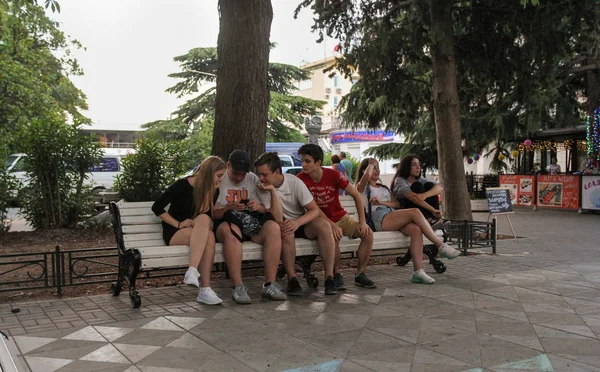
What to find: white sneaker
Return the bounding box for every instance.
[197,287,223,305]
[411,269,435,284]
[439,243,461,259]
[183,267,200,287]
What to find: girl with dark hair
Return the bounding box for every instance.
[356,158,460,284]
[392,155,447,229]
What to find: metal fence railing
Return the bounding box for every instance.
[1,220,497,298]
[444,219,497,255]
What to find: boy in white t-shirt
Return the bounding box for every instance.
[213,150,286,304]
[254,152,338,296]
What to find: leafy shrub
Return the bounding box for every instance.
[0,167,18,234]
[115,139,187,202]
[323,151,361,181]
[19,119,103,229]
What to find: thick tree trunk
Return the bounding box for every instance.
[586,59,600,116]
[429,0,472,220]
[213,0,273,163]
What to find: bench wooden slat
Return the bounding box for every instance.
[120,208,159,217]
[123,232,163,242]
[126,239,166,249]
[141,257,190,269]
[122,215,162,225]
[117,201,155,209]
[122,224,163,234]
[139,245,190,258]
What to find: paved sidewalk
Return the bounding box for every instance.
[1,208,599,371]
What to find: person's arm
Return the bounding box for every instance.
[213,200,245,220]
[344,183,367,226]
[296,200,319,226]
[356,163,374,193]
[377,198,400,209]
[344,183,371,237]
[421,183,444,199]
[405,191,439,213]
[257,184,283,222]
[152,181,192,229]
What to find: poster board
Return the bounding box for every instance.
[499,175,535,206]
[536,175,580,209]
[486,188,514,214]
[582,176,600,210]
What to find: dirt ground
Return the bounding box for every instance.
[0,228,504,304]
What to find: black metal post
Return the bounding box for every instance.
[492,218,497,254]
[463,220,469,256]
[54,245,62,298]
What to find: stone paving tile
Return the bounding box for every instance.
[2,209,600,371]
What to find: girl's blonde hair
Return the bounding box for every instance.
[192,156,226,216]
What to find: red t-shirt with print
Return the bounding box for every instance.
[297,167,349,222]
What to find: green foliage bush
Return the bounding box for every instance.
[0,165,18,234]
[19,119,102,229]
[115,139,187,202]
[323,151,361,182]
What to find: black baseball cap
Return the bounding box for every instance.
[228,150,251,173]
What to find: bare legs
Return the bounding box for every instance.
[250,220,282,283]
[381,208,443,248]
[170,214,215,286]
[399,223,424,271]
[216,222,244,286]
[356,230,373,274]
[303,217,335,279]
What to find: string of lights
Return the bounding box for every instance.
[586,107,600,158]
[515,140,587,153]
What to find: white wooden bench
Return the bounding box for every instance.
[109,196,447,308]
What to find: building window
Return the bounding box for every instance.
[333,96,338,107]
[296,79,312,91]
[333,76,338,88]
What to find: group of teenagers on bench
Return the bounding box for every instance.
[151,144,460,306]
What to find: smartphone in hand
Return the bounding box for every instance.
[240,199,250,205]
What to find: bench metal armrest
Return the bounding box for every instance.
[109,202,127,254]
[0,331,25,372]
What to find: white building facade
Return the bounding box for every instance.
[294,56,402,182]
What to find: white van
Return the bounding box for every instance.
[4,148,135,195]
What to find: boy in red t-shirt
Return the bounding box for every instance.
[297,144,376,289]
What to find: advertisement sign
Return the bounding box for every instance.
[330,130,395,144]
[582,176,600,210]
[499,175,535,206]
[485,188,513,214]
[536,175,580,209]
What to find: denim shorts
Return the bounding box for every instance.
[371,207,394,232]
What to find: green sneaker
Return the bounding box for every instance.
[411,270,435,284]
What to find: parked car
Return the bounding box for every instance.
[4,148,135,195]
[266,142,303,166]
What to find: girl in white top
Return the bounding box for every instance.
[547,157,561,175]
[356,158,460,284]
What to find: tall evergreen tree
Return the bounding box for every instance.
[143,46,324,166]
[296,0,600,219]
